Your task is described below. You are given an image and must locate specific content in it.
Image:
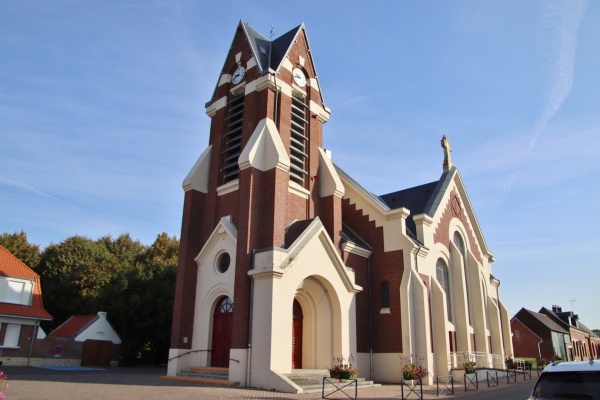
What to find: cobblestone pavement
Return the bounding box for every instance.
[1,366,535,400]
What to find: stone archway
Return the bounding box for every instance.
[293,275,341,370]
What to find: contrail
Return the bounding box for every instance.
[0,176,72,205]
[530,0,588,148]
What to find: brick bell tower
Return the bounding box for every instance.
[169,21,342,372]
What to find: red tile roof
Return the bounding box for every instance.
[0,245,52,320]
[49,314,98,338]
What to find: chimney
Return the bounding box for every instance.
[552,305,562,313]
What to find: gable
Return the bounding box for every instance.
[428,168,491,263]
[194,216,238,266]
[251,217,361,294]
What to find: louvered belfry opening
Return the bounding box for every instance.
[222,95,245,183]
[290,94,308,186]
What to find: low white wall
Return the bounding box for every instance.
[372,352,401,383]
[229,348,248,386]
[356,352,371,380]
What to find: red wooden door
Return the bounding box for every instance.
[292,300,303,369]
[211,297,233,367]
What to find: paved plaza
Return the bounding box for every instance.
[1,366,534,400]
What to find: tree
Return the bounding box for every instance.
[37,235,119,329]
[96,233,178,365]
[0,230,41,268]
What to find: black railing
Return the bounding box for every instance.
[401,378,423,399]
[168,349,210,362]
[486,370,499,387]
[436,375,454,396]
[464,372,478,392]
[322,377,357,400]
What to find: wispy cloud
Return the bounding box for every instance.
[530,0,588,148]
[0,176,71,205]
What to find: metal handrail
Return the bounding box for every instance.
[168,349,211,362]
[448,352,507,370]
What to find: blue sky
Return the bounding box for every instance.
[2,1,599,330]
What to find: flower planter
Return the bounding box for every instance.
[465,369,475,374]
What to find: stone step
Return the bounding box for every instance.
[284,369,379,393]
[161,366,238,387]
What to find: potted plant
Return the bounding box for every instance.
[328,355,358,380]
[400,355,429,383]
[536,357,546,369]
[463,360,476,374]
[505,354,515,369]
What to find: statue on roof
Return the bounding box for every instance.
[441,135,453,172]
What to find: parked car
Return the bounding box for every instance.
[528,360,600,399]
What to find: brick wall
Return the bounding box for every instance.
[342,198,404,353]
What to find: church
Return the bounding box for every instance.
[167,21,513,392]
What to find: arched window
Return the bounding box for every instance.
[436,258,451,321]
[380,281,390,311]
[216,296,233,314]
[453,231,472,325]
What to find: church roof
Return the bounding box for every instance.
[341,224,372,251]
[379,181,439,237]
[240,21,305,75]
[379,167,456,238]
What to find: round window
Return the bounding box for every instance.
[217,252,230,273]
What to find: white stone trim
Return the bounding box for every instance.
[183,145,211,193]
[288,180,310,199]
[217,179,239,196]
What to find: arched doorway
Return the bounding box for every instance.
[211,296,232,367]
[292,299,303,369]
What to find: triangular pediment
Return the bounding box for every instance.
[250,218,361,294]
[425,167,492,260]
[194,216,237,265]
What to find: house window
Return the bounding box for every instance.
[1,278,33,306]
[290,94,308,186]
[436,258,451,321]
[222,95,244,183]
[3,324,21,347]
[380,281,390,313]
[514,330,520,339]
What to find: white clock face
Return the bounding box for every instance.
[231,66,246,84]
[292,67,306,87]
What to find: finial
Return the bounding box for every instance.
[441,135,453,172]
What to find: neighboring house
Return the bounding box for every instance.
[167,21,513,392]
[539,305,600,361]
[48,311,121,367]
[511,307,570,362]
[511,305,600,363]
[0,245,52,365]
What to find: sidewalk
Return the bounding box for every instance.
[1,366,535,400]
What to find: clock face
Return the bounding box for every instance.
[231,66,246,84]
[292,67,306,87]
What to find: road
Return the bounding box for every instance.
[460,380,535,399]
